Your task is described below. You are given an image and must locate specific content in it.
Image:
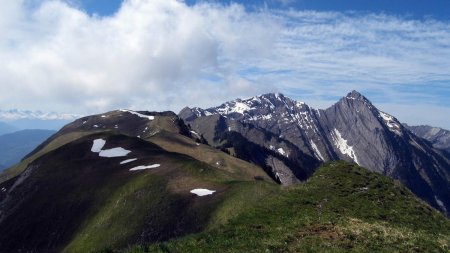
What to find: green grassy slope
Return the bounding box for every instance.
[148,130,272,182]
[119,161,450,253]
[0,132,276,253]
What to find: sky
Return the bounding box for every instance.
[1,0,450,129]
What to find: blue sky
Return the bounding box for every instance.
[81,0,450,20]
[1,0,449,129]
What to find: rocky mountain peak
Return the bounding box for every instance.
[180,91,450,215]
[345,90,368,101]
[341,90,374,108]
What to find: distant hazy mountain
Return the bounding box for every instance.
[0,129,56,171]
[0,122,18,135]
[0,109,78,131]
[0,109,78,121]
[180,91,450,215]
[5,119,74,131]
[404,124,450,153]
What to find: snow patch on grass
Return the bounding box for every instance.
[129,164,160,171]
[99,148,131,157]
[91,139,106,153]
[190,189,216,196]
[92,138,131,157]
[120,158,137,164]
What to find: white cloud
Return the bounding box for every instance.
[0,0,278,113]
[0,0,449,128]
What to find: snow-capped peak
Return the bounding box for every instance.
[215,101,253,115]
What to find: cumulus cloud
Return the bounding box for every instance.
[0,0,278,113]
[0,0,449,128]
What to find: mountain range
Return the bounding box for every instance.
[0,109,78,121]
[0,109,78,132]
[0,121,18,135]
[0,129,56,171]
[0,91,448,252]
[180,91,450,214]
[404,124,450,153]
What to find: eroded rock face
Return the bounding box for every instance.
[179,91,450,215]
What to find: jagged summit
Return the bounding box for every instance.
[343,90,373,105]
[180,90,450,215]
[346,90,365,100]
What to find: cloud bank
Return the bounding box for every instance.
[1,0,449,128]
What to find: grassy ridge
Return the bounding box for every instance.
[119,161,449,253]
[148,130,272,182]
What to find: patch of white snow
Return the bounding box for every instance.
[217,102,252,115]
[129,164,160,171]
[310,141,325,161]
[331,129,359,165]
[120,109,155,120]
[91,139,106,153]
[190,189,216,196]
[277,148,288,157]
[99,147,131,157]
[120,158,138,164]
[379,111,402,135]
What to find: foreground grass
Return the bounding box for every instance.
[117,161,449,253]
